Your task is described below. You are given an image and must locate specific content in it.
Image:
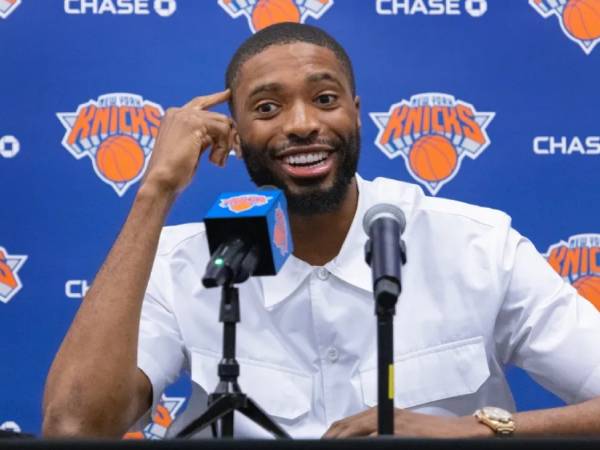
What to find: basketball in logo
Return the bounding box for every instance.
[96,135,145,183]
[252,0,301,31]
[219,0,333,34]
[573,275,600,310]
[408,135,458,183]
[563,0,600,40]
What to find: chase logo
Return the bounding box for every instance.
[57,93,164,196]
[273,204,289,256]
[219,194,272,213]
[123,395,185,440]
[545,233,600,311]
[0,0,20,19]
[530,0,600,54]
[370,93,495,195]
[219,0,334,33]
[0,247,27,305]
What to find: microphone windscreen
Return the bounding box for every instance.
[362,203,406,235]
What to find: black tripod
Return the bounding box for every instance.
[176,239,290,439]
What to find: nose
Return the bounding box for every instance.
[282,101,320,140]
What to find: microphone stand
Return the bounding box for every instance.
[364,238,407,436]
[176,239,290,439]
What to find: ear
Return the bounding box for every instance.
[231,124,242,159]
[354,95,361,128]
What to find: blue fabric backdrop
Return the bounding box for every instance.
[1,0,599,437]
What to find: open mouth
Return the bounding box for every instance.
[282,151,330,168]
[277,147,335,179]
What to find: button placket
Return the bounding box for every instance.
[326,347,339,363]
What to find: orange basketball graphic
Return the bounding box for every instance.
[96,135,145,183]
[563,0,600,40]
[252,0,301,31]
[573,275,600,310]
[409,135,458,182]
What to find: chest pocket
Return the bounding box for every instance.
[191,351,312,420]
[359,336,490,409]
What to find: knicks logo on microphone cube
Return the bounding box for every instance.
[204,189,292,276]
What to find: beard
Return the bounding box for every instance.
[240,129,360,216]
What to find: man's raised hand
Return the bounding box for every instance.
[142,89,237,195]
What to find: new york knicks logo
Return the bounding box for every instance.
[123,395,185,440]
[0,246,27,305]
[273,204,289,256]
[0,0,21,19]
[370,93,495,195]
[219,0,334,33]
[57,93,164,196]
[219,194,272,213]
[531,0,600,54]
[545,233,600,310]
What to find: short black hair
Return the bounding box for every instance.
[225,22,356,111]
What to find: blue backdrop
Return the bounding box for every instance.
[1,0,599,438]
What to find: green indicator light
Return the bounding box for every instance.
[215,258,224,266]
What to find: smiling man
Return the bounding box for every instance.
[42,23,600,439]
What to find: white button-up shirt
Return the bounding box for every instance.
[137,175,600,438]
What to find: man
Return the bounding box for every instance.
[42,23,600,438]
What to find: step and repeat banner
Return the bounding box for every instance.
[1,0,599,438]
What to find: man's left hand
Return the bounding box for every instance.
[322,407,494,438]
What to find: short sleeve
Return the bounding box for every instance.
[494,230,600,404]
[137,278,186,412]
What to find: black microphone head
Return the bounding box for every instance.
[362,203,406,235]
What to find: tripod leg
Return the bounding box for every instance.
[221,411,234,437]
[176,396,235,438]
[239,398,291,438]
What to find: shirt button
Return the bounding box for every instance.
[317,267,329,280]
[327,347,339,363]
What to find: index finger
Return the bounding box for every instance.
[184,89,231,110]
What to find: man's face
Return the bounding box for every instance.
[232,42,361,215]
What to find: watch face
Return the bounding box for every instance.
[483,407,512,422]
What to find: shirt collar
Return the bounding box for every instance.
[259,174,422,309]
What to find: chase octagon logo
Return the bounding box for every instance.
[0,0,21,19]
[57,93,164,196]
[219,0,334,33]
[370,92,495,195]
[531,0,600,54]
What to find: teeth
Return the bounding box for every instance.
[284,152,328,165]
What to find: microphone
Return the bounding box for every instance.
[363,204,407,309]
[202,187,293,287]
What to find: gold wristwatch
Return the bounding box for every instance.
[473,407,516,436]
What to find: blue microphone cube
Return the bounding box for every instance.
[203,189,293,276]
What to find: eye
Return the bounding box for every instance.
[315,94,338,106]
[256,102,278,114]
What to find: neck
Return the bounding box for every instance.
[289,177,359,266]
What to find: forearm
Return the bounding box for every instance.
[43,184,176,437]
[512,397,600,436]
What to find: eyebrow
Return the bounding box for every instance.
[306,72,344,89]
[248,82,284,99]
[247,72,345,101]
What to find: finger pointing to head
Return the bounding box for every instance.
[185,89,231,110]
